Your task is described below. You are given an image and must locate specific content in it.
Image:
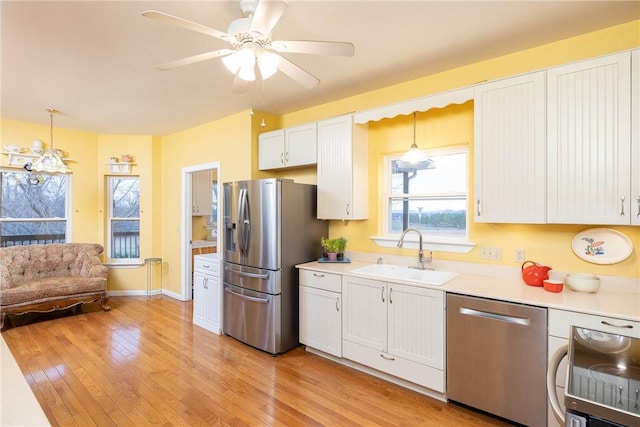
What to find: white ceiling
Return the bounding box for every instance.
[2,1,639,136]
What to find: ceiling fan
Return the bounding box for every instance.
[142,0,354,93]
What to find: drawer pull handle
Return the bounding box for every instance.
[379,354,395,361]
[601,320,634,329]
[313,273,325,278]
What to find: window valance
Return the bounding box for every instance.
[352,87,474,124]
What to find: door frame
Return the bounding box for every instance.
[181,161,221,301]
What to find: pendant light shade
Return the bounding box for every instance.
[401,112,429,164]
[32,109,71,174]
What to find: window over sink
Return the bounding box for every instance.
[374,146,473,253]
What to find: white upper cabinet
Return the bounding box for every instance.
[632,49,640,225]
[258,123,317,170]
[192,170,212,216]
[547,51,632,224]
[317,114,368,220]
[474,71,547,223]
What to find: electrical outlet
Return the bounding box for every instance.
[480,246,502,260]
[514,248,525,263]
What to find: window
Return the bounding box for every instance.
[385,147,468,238]
[0,170,70,246]
[107,176,140,260]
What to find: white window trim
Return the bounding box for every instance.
[0,169,72,242]
[375,146,475,253]
[106,176,140,264]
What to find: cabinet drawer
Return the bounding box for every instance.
[548,309,640,339]
[194,256,219,273]
[299,269,341,293]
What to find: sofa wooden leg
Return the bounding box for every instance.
[100,295,110,312]
[0,313,6,329]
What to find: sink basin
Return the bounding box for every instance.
[350,264,458,286]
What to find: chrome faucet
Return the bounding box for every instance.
[397,228,433,270]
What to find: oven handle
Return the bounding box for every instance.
[459,307,530,326]
[547,345,568,426]
[224,287,269,304]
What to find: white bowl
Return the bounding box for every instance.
[565,273,600,293]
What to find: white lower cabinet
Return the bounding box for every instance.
[547,309,640,427]
[193,254,221,334]
[341,275,445,392]
[299,269,342,357]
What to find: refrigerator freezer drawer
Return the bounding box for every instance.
[223,284,280,354]
[223,262,280,294]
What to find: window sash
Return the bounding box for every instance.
[107,176,140,261]
[384,147,468,238]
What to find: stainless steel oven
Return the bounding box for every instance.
[548,326,640,426]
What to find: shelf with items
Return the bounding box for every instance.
[105,162,135,174]
[2,151,72,169]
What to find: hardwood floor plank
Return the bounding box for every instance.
[2,296,512,426]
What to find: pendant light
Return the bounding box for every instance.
[401,112,429,164]
[32,108,70,174]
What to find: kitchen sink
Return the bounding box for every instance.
[350,264,458,286]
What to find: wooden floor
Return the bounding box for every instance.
[2,296,512,427]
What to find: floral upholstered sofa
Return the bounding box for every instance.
[0,243,109,328]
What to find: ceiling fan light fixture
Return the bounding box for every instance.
[224,45,256,81]
[257,50,279,79]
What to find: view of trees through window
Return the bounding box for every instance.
[0,171,68,246]
[109,177,140,259]
[387,149,467,237]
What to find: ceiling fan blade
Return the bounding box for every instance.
[156,49,234,70]
[271,40,354,57]
[275,55,319,89]
[231,74,251,94]
[142,10,231,42]
[249,0,288,36]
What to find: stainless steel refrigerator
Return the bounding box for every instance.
[222,179,327,354]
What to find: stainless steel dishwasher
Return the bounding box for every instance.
[446,294,547,426]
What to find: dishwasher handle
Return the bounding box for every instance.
[459,306,531,326]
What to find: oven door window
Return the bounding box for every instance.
[567,326,640,423]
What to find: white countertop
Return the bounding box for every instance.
[296,260,640,322]
[192,240,217,248]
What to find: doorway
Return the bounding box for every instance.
[180,161,221,301]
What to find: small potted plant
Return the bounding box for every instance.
[321,237,347,261]
[334,237,347,260]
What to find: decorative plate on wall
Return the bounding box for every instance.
[571,228,633,265]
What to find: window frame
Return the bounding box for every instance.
[373,146,475,253]
[0,168,72,246]
[106,175,140,264]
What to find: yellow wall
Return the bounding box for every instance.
[2,20,639,295]
[275,20,640,279]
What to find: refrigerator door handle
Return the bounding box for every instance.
[224,286,269,304]
[224,265,269,280]
[237,188,250,257]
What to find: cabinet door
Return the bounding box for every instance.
[192,170,212,216]
[285,123,317,168]
[193,271,206,324]
[387,284,444,370]
[317,115,354,219]
[474,72,546,223]
[547,52,631,224]
[258,129,285,170]
[342,276,386,351]
[299,285,342,357]
[632,49,640,225]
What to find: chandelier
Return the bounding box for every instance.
[32,109,70,174]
